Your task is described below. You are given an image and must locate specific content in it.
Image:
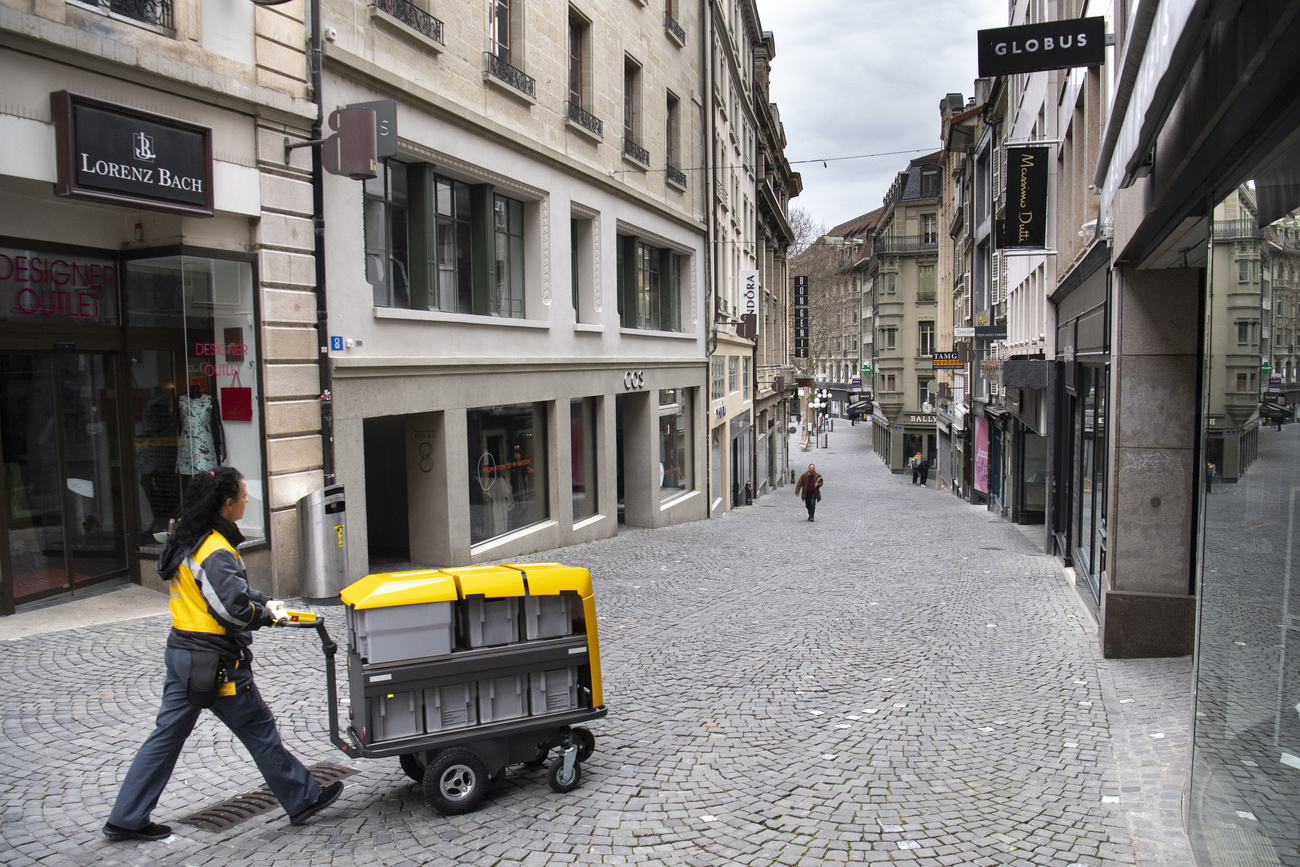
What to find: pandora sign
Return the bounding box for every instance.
[52,91,214,216]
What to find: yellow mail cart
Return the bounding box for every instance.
[303,563,605,815]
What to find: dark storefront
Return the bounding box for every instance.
[0,243,268,615]
[1051,244,1109,610]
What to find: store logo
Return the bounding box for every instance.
[624,370,645,390]
[133,131,157,162]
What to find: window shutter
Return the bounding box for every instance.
[991,146,1001,207]
[991,252,1002,305]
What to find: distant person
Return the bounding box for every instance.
[919,458,931,487]
[103,467,343,842]
[795,463,823,522]
[910,453,922,485]
[1205,461,1215,494]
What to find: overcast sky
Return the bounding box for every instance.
[756,0,1007,231]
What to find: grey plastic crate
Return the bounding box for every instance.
[522,594,576,640]
[529,666,580,715]
[478,674,528,723]
[459,597,520,648]
[425,682,477,732]
[346,600,455,664]
[369,690,423,742]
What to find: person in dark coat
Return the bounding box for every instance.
[918,458,931,487]
[795,463,824,522]
[103,467,343,842]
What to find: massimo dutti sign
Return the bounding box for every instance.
[977,17,1105,77]
[1000,146,1050,249]
[52,92,214,217]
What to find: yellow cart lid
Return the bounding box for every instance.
[508,562,592,597]
[440,564,527,599]
[340,570,458,609]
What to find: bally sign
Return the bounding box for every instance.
[977,17,1105,77]
[1000,146,1049,249]
[52,92,214,217]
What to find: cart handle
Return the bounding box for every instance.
[275,614,355,757]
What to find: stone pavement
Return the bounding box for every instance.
[0,424,1195,866]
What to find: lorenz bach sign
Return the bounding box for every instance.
[977,17,1105,77]
[52,92,214,217]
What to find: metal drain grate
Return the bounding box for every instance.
[178,762,359,832]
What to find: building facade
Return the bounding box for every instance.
[0,0,318,611]
[867,153,943,473]
[320,0,711,575]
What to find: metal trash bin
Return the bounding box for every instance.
[298,485,347,603]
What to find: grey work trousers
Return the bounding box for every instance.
[107,646,321,830]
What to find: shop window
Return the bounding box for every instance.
[710,356,725,400]
[659,388,693,500]
[570,397,597,522]
[365,160,528,318]
[124,255,265,542]
[616,234,683,331]
[467,402,548,545]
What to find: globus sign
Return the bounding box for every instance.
[977,17,1105,77]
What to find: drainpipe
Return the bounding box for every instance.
[308,0,335,483]
[704,0,718,512]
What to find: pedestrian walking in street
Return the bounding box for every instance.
[1205,461,1215,494]
[795,463,823,521]
[918,457,930,487]
[910,453,922,485]
[103,467,342,843]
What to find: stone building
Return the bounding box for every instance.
[0,0,318,610]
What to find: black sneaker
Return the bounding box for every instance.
[103,821,173,842]
[289,781,343,826]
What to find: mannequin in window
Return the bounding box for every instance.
[176,385,225,477]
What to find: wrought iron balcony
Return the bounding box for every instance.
[565,101,603,138]
[90,0,173,28]
[666,163,687,189]
[1213,219,1262,240]
[872,234,938,255]
[623,136,650,166]
[485,52,535,99]
[374,0,444,44]
[664,11,686,44]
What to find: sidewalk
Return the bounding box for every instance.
[0,424,1195,866]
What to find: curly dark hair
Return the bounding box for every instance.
[166,467,244,564]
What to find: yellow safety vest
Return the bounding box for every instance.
[169,532,250,635]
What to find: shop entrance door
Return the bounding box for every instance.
[1,350,128,612]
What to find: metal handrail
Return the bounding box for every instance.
[666,163,687,188]
[664,11,686,43]
[623,137,650,166]
[565,101,603,137]
[374,0,444,43]
[485,52,535,98]
[94,0,173,28]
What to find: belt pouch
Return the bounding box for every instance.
[186,650,223,709]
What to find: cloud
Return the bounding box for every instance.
[758,0,1006,227]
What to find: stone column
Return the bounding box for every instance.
[1103,265,1199,657]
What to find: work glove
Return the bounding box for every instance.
[266,600,289,622]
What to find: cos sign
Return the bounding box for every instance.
[624,371,645,390]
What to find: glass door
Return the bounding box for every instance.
[1,350,128,608]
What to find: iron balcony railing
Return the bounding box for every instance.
[374,0,444,43]
[666,163,687,188]
[485,52,535,99]
[664,11,686,43]
[872,234,939,255]
[916,289,937,302]
[565,101,603,138]
[623,136,650,166]
[1213,219,1262,240]
[91,0,173,28]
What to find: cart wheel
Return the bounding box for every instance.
[399,751,433,782]
[547,755,583,793]
[425,748,490,815]
[572,727,595,763]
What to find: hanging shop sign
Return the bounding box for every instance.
[975,325,1008,339]
[51,91,214,217]
[932,352,962,368]
[977,17,1106,77]
[793,275,809,358]
[997,146,1050,249]
[738,269,760,339]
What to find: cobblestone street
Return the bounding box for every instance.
[0,424,1195,866]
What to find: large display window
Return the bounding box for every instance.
[467,402,548,544]
[659,388,693,500]
[124,254,265,543]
